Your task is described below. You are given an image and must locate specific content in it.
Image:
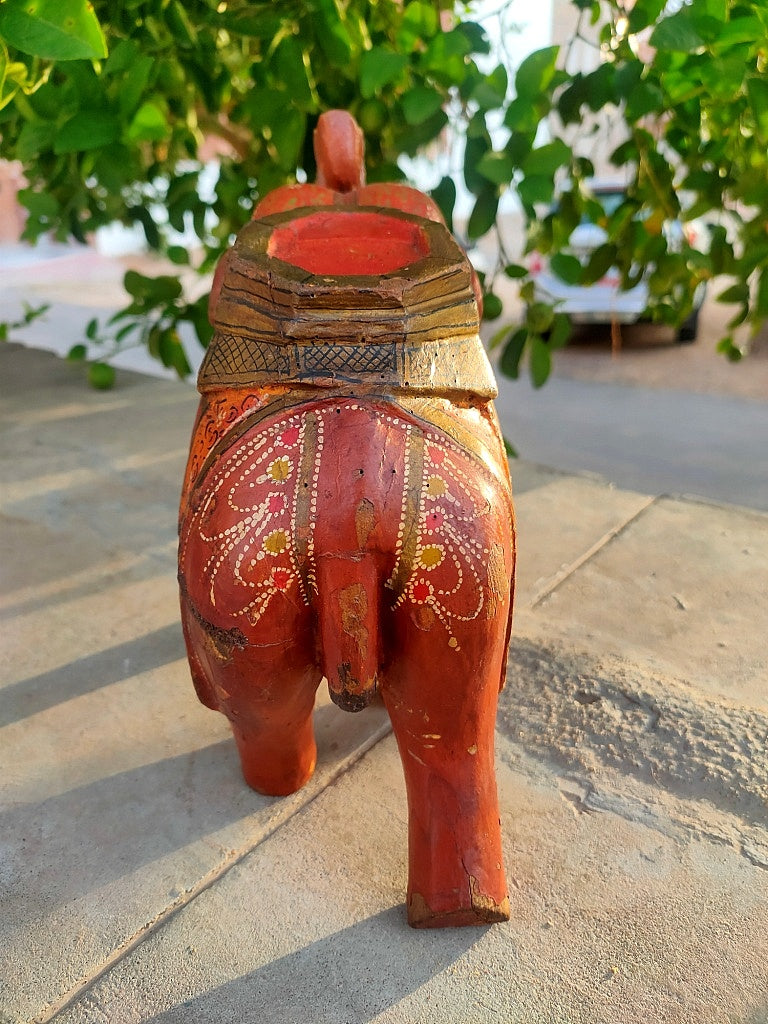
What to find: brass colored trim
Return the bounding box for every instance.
[293,410,318,598]
[387,426,425,600]
[198,332,497,400]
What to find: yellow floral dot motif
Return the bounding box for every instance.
[268,456,291,482]
[263,529,288,555]
[419,544,444,570]
[426,475,446,497]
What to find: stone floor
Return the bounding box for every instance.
[2,343,767,1023]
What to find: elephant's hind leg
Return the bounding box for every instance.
[180,596,321,797]
[382,614,510,928]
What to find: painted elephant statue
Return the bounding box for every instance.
[178,110,516,928]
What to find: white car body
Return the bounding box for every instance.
[532,223,648,324]
[530,187,705,339]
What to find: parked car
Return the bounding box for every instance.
[529,183,706,343]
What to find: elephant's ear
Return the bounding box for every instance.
[252,184,337,219]
[357,183,444,224]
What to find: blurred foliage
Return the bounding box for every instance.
[1,0,767,386]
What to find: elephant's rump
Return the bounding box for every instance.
[178,397,514,680]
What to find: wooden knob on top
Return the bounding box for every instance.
[314,110,366,192]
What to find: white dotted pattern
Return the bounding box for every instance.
[181,403,500,643]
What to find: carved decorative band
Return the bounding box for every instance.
[198,332,497,399]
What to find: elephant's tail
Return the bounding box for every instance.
[314,553,382,713]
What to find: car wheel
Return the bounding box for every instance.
[676,307,700,344]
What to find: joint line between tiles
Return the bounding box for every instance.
[530,495,658,609]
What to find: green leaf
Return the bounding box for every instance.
[165,0,197,49]
[625,81,664,121]
[471,64,508,109]
[117,54,154,119]
[271,107,306,170]
[712,15,763,51]
[126,102,170,144]
[128,205,160,250]
[756,268,768,319]
[67,343,87,361]
[157,327,191,376]
[464,130,492,195]
[18,187,58,220]
[315,0,354,65]
[482,293,503,321]
[488,323,514,351]
[467,187,498,240]
[476,151,516,185]
[423,29,471,86]
[0,0,107,60]
[16,120,57,162]
[455,21,491,56]
[504,263,528,279]
[273,37,313,111]
[614,62,643,102]
[529,335,552,387]
[584,244,616,284]
[627,0,667,34]
[188,302,214,349]
[747,78,768,143]
[521,139,570,178]
[582,63,616,111]
[124,271,182,302]
[401,86,444,126]
[499,327,527,378]
[215,10,283,39]
[518,175,555,210]
[397,0,439,50]
[359,48,407,98]
[717,281,749,304]
[166,246,189,266]
[650,9,705,52]
[395,108,448,155]
[557,74,588,125]
[505,130,536,169]
[549,313,572,350]
[503,436,518,458]
[54,112,121,154]
[430,176,456,231]
[716,335,743,361]
[526,301,554,334]
[88,362,116,389]
[550,252,583,285]
[515,46,559,100]
[504,97,541,133]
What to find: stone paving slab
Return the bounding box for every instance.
[52,736,768,1024]
[520,494,768,707]
[509,463,652,607]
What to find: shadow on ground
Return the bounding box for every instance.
[140,908,486,1024]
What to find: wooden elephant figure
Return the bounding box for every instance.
[178,111,516,928]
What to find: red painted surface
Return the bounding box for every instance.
[180,110,514,928]
[268,211,430,275]
[252,183,337,218]
[180,399,514,924]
